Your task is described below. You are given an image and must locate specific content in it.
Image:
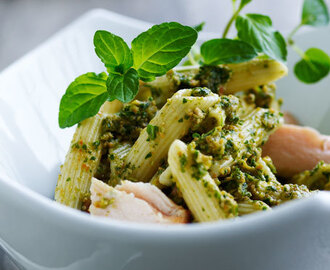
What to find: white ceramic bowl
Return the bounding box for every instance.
[0,9,330,270]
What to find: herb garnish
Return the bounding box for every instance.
[59,0,329,129]
[193,22,205,32]
[59,22,197,128]
[59,72,109,129]
[201,38,257,65]
[235,14,287,62]
[199,0,329,83]
[287,0,330,83]
[198,0,287,66]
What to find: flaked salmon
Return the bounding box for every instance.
[89,178,190,224]
[262,124,330,177]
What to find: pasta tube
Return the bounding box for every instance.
[225,59,288,94]
[125,88,220,182]
[100,100,122,113]
[159,167,174,187]
[142,59,288,103]
[168,140,238,222]
[55,113,105,209]
[55,101,121,209]
[138,70,179,107]
[237,200,271,216]
[109,142,132,186]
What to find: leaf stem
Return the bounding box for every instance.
[287,23,303,45]
[222,8,241,38]
[291,43,306,59]
[286,23,306,60]
[232,0,237,13]
[188,51,198,65]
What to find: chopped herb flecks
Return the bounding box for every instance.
[146,124,159,141]
[179,154,187,172]
[145,152,152,159]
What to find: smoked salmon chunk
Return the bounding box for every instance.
[89,178,190,224]
[262,124,330,177]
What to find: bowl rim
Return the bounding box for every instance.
[1,171,330,243]
[1,8,330,243]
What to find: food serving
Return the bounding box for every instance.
[54,0,330,224]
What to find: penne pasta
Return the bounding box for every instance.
[142,59,288,104]
[159,167,174,187]
[237,200,271,216]
[109,142,132,186]
[225,59,288,94]
[55,113,105,209]
[55,101,121,209]
[125,88,220,182]
[168,140,238,222]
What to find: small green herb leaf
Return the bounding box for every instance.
[94,30,133,74]
[194,22,205,32]
[239,0,252,9]
[59,72,108,128]
[302,0,329,26]
[106,68,139,102]
[131,22,197,81]
[294,48,330,83]
[146,124,159,141]
[201,38,257,65]
[236,14,287,62]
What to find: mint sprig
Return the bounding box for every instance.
[302,0,329,26]
[59,72,108,128]
[193,22,205,32]
[209,0,329,83]
[195,0,287,67]
[94,30,133,74]
[107,68,139,102]
[59,22,197,128]
[236,14,287,62]
[238,0,252,9]
[294,48,330,84]
[132,22,197,81]
[201,38,257,65]
[287,0,329,83]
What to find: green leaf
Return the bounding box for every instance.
[94,30,133,74]
[239,0,252,9]
[193,22,205,32]
[131,22,197,81]
[236,14,287,62]
[106,68,139,102]
[59,72,108,128]
[294,48,330,83]
[201,38,257,65]
[302,0,329,26]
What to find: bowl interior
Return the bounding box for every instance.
[0,9,329,199]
